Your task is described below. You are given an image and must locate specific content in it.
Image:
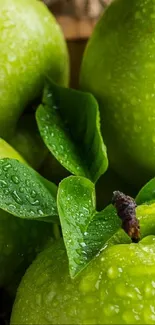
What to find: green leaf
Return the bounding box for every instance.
[58,177,155,279]
[57,176,121,278]
[0,158,58,221]
[136,178,155,205]
[36,79,108,183]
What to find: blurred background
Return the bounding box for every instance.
[42,0,111,88]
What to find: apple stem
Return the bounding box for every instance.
[112,191,140,243]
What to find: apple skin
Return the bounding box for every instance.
[96,168,136,211]
[80,0,155,189]
[0,138,54,289]
[10,235,155,325]
[0,210,54,289]
[0,138,25,164]
[10,114,48,170]
[0,0,69,139]
[40,153,70,185]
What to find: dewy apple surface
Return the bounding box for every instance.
[80,0,155,189]
[0,0,69,139]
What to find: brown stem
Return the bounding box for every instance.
[112,191,140,243]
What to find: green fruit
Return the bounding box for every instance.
[0,0,69,139]
[10,114,48,170]
[0,139,54,288]
[11,233,155,325]
[80,0,155,188]
[0,138,25,164]
[96,168,136,210]
[40,153,70,184]
[0,210,53,289]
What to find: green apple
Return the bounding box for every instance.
[80,0,155,189]
[10,114,48,170]
[96,168,136,210]
[0,0,69,140]
[40,153,70,185]
[0,138,54,288]
[0,138,25,164]
[0,210,54,289]
[10,205,155,325]
[11,237,155,325]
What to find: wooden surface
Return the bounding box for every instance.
[57,16,97,40]
[44,0,104,18]
[43,0,106,39]
[43,0,113,39]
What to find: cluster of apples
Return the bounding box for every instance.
[0,0,69,312]
[1,0,155,324]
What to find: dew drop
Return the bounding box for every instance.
[3,163,11,171]
[12,190,23,204]
[9,204,16,210]
[0,180,7,187]
[30,199,40,206]
[31,190,37,198]
[95,279,100,290]
[3,189,9,195]
[38,209,44,215]
[80,242,86,248]
[103,304,120,317]
[144,283,155,298]
[36,293,42,306]
[83,207,89,213]
[45,291,56,304]
[25,180,30,186]
[107,266,118,279]
[19,187,24,193]
[11,175,19,184]
[29,210,35,216]
[74,257,82,265]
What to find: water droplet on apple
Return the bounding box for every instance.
[11,175,19,184]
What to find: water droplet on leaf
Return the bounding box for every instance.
[31,200,40,206]
[38,209,44,215]
[12,190,23,204]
